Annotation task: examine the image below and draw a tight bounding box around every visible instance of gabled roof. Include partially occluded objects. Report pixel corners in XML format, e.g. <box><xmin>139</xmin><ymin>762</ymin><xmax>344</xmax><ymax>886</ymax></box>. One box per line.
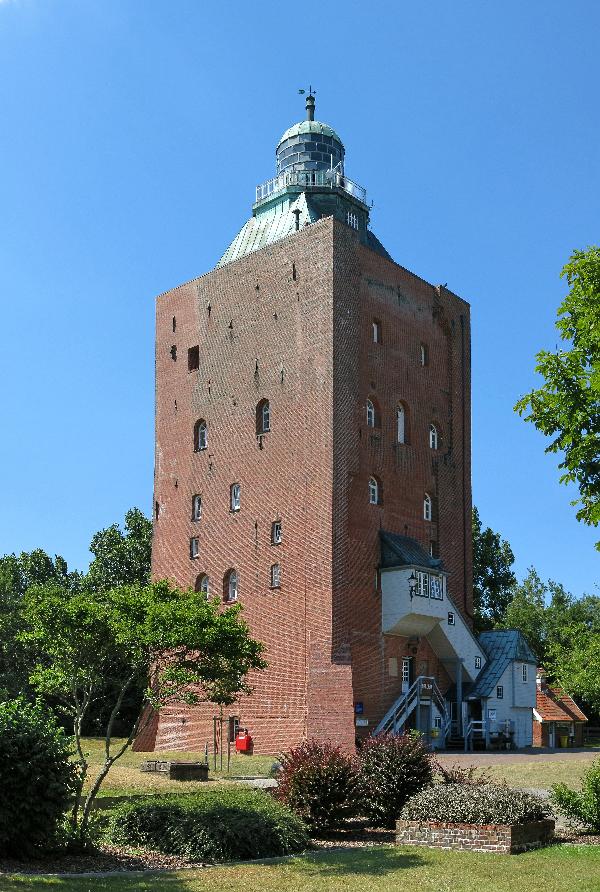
<box><xmin>379</xmin><ymin>531</ymin><xmax>444</xmax><ymax>571</ymax></box>
<box><xmin>469</xmin><ymin>630</ymin><xmax>538</xmax><ymax>699</ymax></box>
<box><xmin>536</xmin><ymin>686</ymin><xmax>588</xmax><ymax>723</ymax></box>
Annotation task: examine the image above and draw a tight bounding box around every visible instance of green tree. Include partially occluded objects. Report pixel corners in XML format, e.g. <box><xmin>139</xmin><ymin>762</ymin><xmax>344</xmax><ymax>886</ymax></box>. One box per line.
<box><xmin>472</xmin><ymin>507</ymin><xmax>517</xmax><ymax>632</ymax></box>
<box><xmin>548</xmin><ymin>624</ymin><xmax>600</xmax><ymax>716</ymax></box>
<box><xmin>20</xmin><ymin>580</ymin><xmax>266</xmax><ymax>842</ymax></box>
<box><xmin>86</xmin><ymin>507</ymin><xmax>152</xmax><ymax>590</ymax></box>
<box><xmin>501</xmin><ymin>567</ymin><xmax>547</xmax><ymax>659</ymax></box>
<box><xmin>515</xmin><ymin>246</ymin><xmax>600</xmax><ymax>548</ymax></box>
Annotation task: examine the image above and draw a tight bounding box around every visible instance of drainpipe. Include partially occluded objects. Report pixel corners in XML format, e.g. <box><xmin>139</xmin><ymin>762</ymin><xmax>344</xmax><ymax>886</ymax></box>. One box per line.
<box><xmin>484</xmin><ymin>698</ymin><xmax>490</xmax><ymax>750</ymax></box>
<box><xmin>456</xmin><ymin>659</ymin><xmax>463</xmax><ymax>737</ymax></box>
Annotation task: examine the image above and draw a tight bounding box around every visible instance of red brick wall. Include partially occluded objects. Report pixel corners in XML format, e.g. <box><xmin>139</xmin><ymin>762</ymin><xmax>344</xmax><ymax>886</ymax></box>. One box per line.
<box><xmin>140</xmin><ymin>215</ymin><xmax>471</xmax><ymax>754</ymax></box>
<box><xmin>396</xmin><ymin>819</ymin><xmax>555</xmax><ymax>854</ymax></box>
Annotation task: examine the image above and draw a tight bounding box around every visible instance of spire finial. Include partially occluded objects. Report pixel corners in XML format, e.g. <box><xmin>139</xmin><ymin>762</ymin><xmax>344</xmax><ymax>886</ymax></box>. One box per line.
<box><xmin>298</xmin><ymin>86</ymin><xmax>316</xmax><ymax>121</ymax></box>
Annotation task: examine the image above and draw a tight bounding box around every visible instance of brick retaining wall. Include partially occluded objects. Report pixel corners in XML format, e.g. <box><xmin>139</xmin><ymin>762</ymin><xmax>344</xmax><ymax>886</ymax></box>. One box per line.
<box><xmin>395</xmin><ymin>819</ymin><xmax>554</xmax><ymax>854</ymax></box>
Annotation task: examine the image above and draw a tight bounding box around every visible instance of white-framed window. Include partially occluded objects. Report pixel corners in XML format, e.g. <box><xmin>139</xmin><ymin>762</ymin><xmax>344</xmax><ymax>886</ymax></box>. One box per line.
<box><xmin>397</xmin><ymin>405</ymin><xmax>406</xmax><ymax>444</ymax></box>
<box><xmin>368</xmin><ymin>476</ymin><xmax>380</xmax><ymax>505</ymax></box>
<box><xmin>230</xmin><ymin>483</ymin><xmax>241</xmax><ymax>512</ymax></box>
<box><xmin>224</xmin><ymin>569</ymin><xmax>238</xmax><ymax>602</ymax></box>
<box><xmin>429</xmin><ymin>424</ymin><xmax>438</xmax><ymax>450</ymax></box>
<box><xmin>372</xmin><ymin>319</ymin><xmax>382</xmax><ymax>344</ymax></box>
<box><xmin>475</xmin><ymin>656</ymin><xmax>482</xmax><ymax>669</ymax></box>
<box><xmin>192</xmin><ymin>494</ymin><xmax>202</xmax><ymax>521</ymax></box>
<box><xmin>270</xmin><ymin>563</ymin><xmax>281</xmax><ymax>589</ymax></box>
<box><xmin>194</xmin><ymin>419</ymin><xmax>208</xmax><ymax>451</ymax></box>
<box><xmin>497</xmin><ymin>685</ymin><xmax>504</xmax><ymax>699</ymax></box>
<box><xmin>522</xmin><ymin>664</ymin><xmax>528</xmax><ymax>683</ymax></box>
<box><xmin>271</xmin><ymin>520</ymin><xmax>282</xmax><ymax>545</ymax></box>
<box><xmin>366</xmin><ymin>399</ymin><xmax>375</xmax><ymax>428</ymax></box>
<box><xmin>434</xmin><ymin>715</ymin><xmax>442</xmax><ymax>729</ymax></box>
<box><xmin>420</xmin><ymin>343</ymin><xmax>428</xmax><ymax>366</ymax></box>
<box><xmin>416</xmin><ymin>570</ymin><xmax>430</xmax><ymax>598</ymax></box>
<box><xmin>190</xmin><ymin>537</ymin><xmax>199</xmax><ymax>560</ymax></box>
<box><xmin>430</xmin><ymin>575</ymin><xmax>444</xmax><ymax>600</ymax></box>
<box><xmin>195</xmin><ymin>574</ymin><xmax>209</xmax><ymax>597</ymax></box>
<box><xmin>448</xmin><ymin>611</ymin><xmax>455</xmax><ymax>626</ymax></box>
<box><xmin>424</xmin><ymin>493</ymin><xmax>432</xmax><ymax>521</ymax></box>
<box><xmin>256</xmin><ymin>399</ymin><xmax>270</xmax><ymax>435</ymax></box>
<box><xmin>402</xmin><ymin>658</ymin><xmax>411</xmax><ymax>684</ymax></box>
<box><xmin>346</xmin><ymin>210</ymin><xmax>359</xmax><ymax>230</ymax></box>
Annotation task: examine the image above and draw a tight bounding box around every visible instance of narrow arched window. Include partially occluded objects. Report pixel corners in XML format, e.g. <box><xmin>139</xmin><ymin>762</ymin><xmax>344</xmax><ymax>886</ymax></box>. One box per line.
<box><xmin>195</xmin><ymin>574</ymin><xmax>209</xmax><ymax>598</ymax></box>
<box><xmin>369</xmin><ymin>476</ymin><xmax>382</xmax><ymax>505</ymax></box>
<box><xmin>420</xmin><ymin>343</ymin><xmax>428</xmax><ymax>366</ymax></box>
<box><xmin>224</xmin><ymin>569</ymin><xmax>238</xmax><ymax>602</ymax></box>
<box><xmin>429</xmin><ymin>424</ymin><xmax>438</xmax><ymax>450</ymax></box>
<box><xmin>397</xmin><ymin>405</ymin><xmax>406</xmax><ymax>444</ymax></box>
<box><xmin>372</xmin><ymin>319</ymin><xmax>382</xmax><ymax>344</ymax></box>
<box><xmin>256</xmin><ymin>399</ymin><xmax>270</xmax><ymax>435</ymax></box>
<box><xmin>424</xmin><ymin>493</ymin><xmax>432</xmax><ymax>521</ymax></box>
<box><xmin>194</xmin><ymin>419</ymin><xmax>207</xmax><ymax>451</ymax></box>
<box><xmin>366</xmin><ymin>399</ymin><xmax>375</xmax><ymax>428</ymax></box>
<box><xmin>192</xmin><ymin>494</ymin><xmax>202</xmax><ymax>521</ymax></box>
<box><xmin>230</xmin><ymin>483</ymin><xmax>241</xmax><ymax>512</ymax></box>
<box><xmin>270</xmin><ymin>563</ymin><xmax>281</xmax><ymax>589</ymax></box>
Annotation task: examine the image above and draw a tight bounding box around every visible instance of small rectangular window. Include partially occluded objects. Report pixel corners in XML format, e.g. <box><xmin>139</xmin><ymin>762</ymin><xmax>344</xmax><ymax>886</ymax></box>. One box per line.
<box><xmin>522</xmin><ymin>664</ymin><xmax>528</xmax><ymax>683</ymax></box>
<box><xmin>190</xmin><ymin>537</ymin><xmax>199</xmax><ymax>560</ymax></box>
<box><xmin>434</xmin><ymin>716</ymin><xmax>442</xmax><ymax>729</ymax></box>
<box><xmin>416</xmin><ymin>571</ymin><xmax>429</xmax><ymax>597</ymax></box>
<box><xmin>271</xmin><ymin>521</ymin><xmax>282</xmax><ymax>544</ymax></box>
<box><xmin>270</xmin><ymin>563</ymin><xmax>281</xmax><ymax>589</ymax></box>
<box><xmin>155</xmin><ymin>501</ymin><xmax>160</xmax><ymax>520</ymax></box>
<box><xmin>192</xmin><ymin>494</ymin><xmax>202</xmax><ymax>521</ymax></box>
<box><xmin>228</xmin><ymin>716</ymin><xmax>240</xmax><ymax>743</ymax></box>
<box><xmin>372</xmin><ymin>319</ymin><xmax>382</xmax><ymax>344</ymax></box>
<box><xmin>420</xmin><ymin>343</ymin><xmax>428</xmax><ymax>366</ymax></box>
<box><xmin>188</xmin><ymin>346</ymin><xmax>200</xmax><ymax>371</ymax></box>
<box><xmin>447</xmin><ymin>612</ymin><xmax>455</xmax><ymax>626</ymax></box>
<box><xmin>430</xmin><ymin>576</ymin><xmax>443</xmax><ymax>600</ymax></box>
<box><xmin>497</xmin><ymin>685</ymin><xmax>504</xmax><ymax>699</ymax></box>
<box><xmin>475</xmin><ymin>656</ymin><xmax>482</xmax><ymax>669</ymax></box>
<box><xmin>230</xmin><ymin>483</ymin><xmax>241</xmax><ymax>512</ymax></box>
<box><xmin>402</xmin><ymin>658</ymin><xmax>411</xmax><ymax>683</ymax></box>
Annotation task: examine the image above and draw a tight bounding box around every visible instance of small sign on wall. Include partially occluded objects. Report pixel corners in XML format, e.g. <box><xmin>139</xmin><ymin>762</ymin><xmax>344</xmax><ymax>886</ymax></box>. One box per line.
<box><xmin>356</xmin><ymin>718</ymin><xmax>369</xmax><ymax>727</ymax></box>
<box><xmin>354</xmin><ymin>702</ymin><xmax>364</xmax><ymax>714</ymax></box>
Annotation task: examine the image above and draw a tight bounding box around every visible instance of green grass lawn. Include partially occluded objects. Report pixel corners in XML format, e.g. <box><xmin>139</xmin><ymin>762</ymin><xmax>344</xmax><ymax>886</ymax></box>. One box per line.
<box><xmin>80</xmin><ymin>738</ymin><xmax>276</xmax><ymax>798</ymax></box>
<box><xmin>483</xmin><ymin>759</ymin><xmax>592</xmax><ymax>790</ymax></box>
<box><xmin>3</xmin><ymin>846</ymin><xmax>600</xmax><ymax>892</ymax></box>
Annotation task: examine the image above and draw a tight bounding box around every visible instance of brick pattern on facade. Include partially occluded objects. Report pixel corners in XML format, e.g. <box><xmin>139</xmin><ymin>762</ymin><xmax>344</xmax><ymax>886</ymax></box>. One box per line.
<box><xmin>395</xmin><ymin>819</ymin><xmax>555</xmax><ymax>854</ymax></box>
<box><xmin>137</xmin><ymin>215</ymin><xmax>472</xmax><ymax>754</ymax></box>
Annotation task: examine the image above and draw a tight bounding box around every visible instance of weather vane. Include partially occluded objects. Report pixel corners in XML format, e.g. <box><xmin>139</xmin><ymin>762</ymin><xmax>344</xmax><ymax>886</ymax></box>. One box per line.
<box><xmin>298</xmin><ymin>86</ymin><xmax>316</xmax><ymax>97</ymax></box>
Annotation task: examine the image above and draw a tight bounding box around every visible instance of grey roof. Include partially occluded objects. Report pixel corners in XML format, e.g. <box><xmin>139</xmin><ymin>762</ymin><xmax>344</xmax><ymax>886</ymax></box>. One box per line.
<box><xmin>277</xmin><ymin>119</ymin><xmax>343</xmax><ymax>146</ymax></box>
<box><xmin>380</xmin><ymin>531</ymin><xmax>444</xmax><ymax>571</ymax></box>
<box><xmin>469</xmin><ymin>630</ymin><xmax>538</xmax><ymax>699</ymax></box>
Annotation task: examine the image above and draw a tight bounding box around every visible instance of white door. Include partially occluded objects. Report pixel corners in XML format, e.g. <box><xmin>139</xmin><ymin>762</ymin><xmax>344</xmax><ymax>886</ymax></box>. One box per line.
<box><xmin>549</xmin><ymin>723</ymin><xmax>555</xmax><ymax>748</ymax></box>
<box><xmin>401</xmin><ymin>658</ymin><xmax>411</xmax><ymax>693</ymax></box>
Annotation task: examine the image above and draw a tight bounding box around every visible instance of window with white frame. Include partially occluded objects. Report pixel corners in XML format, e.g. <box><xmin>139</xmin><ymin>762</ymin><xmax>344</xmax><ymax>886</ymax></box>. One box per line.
<box><xmin>230</xmin><ymin>483</ymin><xmax>241</xmax><ymax>512</ymax></box>
<box><xmin>346</xmin><ymin>210</ymin><xmax>359</xmax><ymax>230</ymax></box>
<box><xmin>424</xmin><ymin>493</ymin><xmax>432</xmax><ymax>521</ymax></box>
<box><xmin>416</xmin><ymin>570</ymin><xmax>430</xmax><ymax>598</ymax></box>
<box><xmin>397</xmin><ymin>405</ymin><xmax>406</xmax><ymax>444</ymax></box>
<box><xmin>271</xmin><ymin>520</ymin><xmax>282</xmax><ymax>545</ymax></box>
<box><xmin>420</xmin><ymin>343</ymin><xmax>428</xmax><ymax>366</ymax></box>
<box><xmin>190</xmin><ymin>537</ymin><xmax>199</xmax><ymax>560</ymax></box>
<box><xmin>429</xmin><ymin>424</ymin><xmax>438</xmax><ymax>450</ymax></box>
<box><xmin>194</xmin><ymin>419</ymin><xmax>208</xmax><ymax>451</ymax></box>
<box><xmin>447</xmin><ymin>611</ymin><xmax>455</xmax><ymax>625</ymax></box>
<box><xmin>368</xmin><ymin>476</ymin><xmax>380</xmax><ymax>505</ymax></box>
<box><xmin>402</xmin><ymin>658</ymin><xmax>411</xmax><ymax>685</ymax></box>
<box><xmin>475</xmin><ymin>656</ymin><xmax>482</xmax><ymax>669</ymax></box>
<box><xmin>434</xmin><ymin>715</ymin><xmax>442</xmax><ymax>729</ymax></box>
<box><xmin>522</xmin><ymin>664</ymin><xmax>528</xmax><ymax>683</ymax></box>
<box><xmin>496</xmin><ymin>685</ymin><xmax>504</xmax><ymax>699</ymax></box>
<box><xmin>372</xmin><ymin>319</ymin><xmax>382</xmax><ymax>344</ymax></box>
<box><xmin>430</xmin><ymin>575</ymin><xmax>444</xmax><ymax>600</ymax></box>
<box><xmin>270</xmin><ymin>563</ymin><xmax>281</xmax><ymax>589</ymax></box>
<box><xmin>366</xmin><ymin>399</ymin><xmax>375</xmax><ymax>428</ymax></box>
<box><xmin>195</xmin><ymin>574</ymin><xmax>209</xmax><ymax>597</ymax></box>
<box><xmin>224</xmin><ymin>569</ymin><xmax>238</xmax><ymax>602</ymax></box>
<box><xmin>192</xmin><ymin>494</ymin><xmax>202</xmax><ymax>521</ymax></box>
<box><xmin>256</xmin><ymin>399</ymin><xmax>270</xmax><ymax>435</ymax></box>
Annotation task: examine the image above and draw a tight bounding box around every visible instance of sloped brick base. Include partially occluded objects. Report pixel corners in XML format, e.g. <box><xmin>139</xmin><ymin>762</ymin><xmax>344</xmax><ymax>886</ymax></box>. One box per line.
<box><xmin>395</xmin><ymin>819</ymin><xmax>555</xmax><ymax>854</ymax></box>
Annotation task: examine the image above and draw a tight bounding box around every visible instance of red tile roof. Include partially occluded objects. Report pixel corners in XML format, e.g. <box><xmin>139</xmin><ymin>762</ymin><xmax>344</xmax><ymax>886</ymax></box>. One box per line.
<box><xmin>536</xmin><ymin>685</ymin><xmax>588</xmax><ymax>723</ymax></box>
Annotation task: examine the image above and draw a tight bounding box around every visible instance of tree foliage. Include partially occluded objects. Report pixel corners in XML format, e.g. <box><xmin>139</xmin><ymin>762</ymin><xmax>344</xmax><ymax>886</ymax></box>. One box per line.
<box><xmin>515</xmin><ymin>246</ymin><xmax>600</xmax><ymax>548</ymax></box>
<box><xmin>472</xmin><ymin>507</ymin><xmax>516</xmax><ymax>632</ymax></box>
<box><xmin>20</xmin><ymin>580</ymin><xmax>266</xmax><ymax>841</ymax></box>
<box><xmin>86</xmin><ymin>507</ymin><xmax>152</xmax><ymax>590</ymax></box>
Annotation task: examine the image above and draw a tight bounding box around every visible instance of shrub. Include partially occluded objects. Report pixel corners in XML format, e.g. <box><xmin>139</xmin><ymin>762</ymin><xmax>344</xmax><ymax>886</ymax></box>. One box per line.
<box><xmin>274</xmin><ymin>740</ymin><xmax>359</xmax><ymax>830</ymax></box>
<box><xmin>107</xmin><ymin>788</ymin><xmax>308</xmax><ymax>862</ymax></box>
<box><xmin>358</xmin><ymin>733</ymin><xmax>434</xmax><ymax>828</ymax></box>
<box><xmin>0</xmin><ymin>698</ymin><xmax>78</xmax><ymax>856</ymax></box>
<box><xmin>434</xmin><ymin>761</ymin><xmax>492</xmax><ymax>786</ymax></box>
<box><xmin>401</xmin><ymin>784</ymin><xmax>551</xmax><ymax>825</ymax></box>
<box><xmin>551</xmin><ymin>758</ymin><xmax>600</xmax><ymax>832</ymax></box>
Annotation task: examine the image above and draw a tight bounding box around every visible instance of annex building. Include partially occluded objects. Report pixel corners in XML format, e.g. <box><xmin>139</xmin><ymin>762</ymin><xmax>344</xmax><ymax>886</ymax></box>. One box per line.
<box><xmin>137</xmin><ymin>94</ymin><xmax>536</xmax><ymax>755</ymax></box>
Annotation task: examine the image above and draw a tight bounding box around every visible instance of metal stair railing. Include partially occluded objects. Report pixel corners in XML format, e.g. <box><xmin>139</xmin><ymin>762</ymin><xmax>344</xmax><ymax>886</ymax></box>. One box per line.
<box><xmin>374</xmin><ymin>676</ymin><xmax>450</xmax><ymax>737</ymax></box>
<box><xmin>464</xmin><ymin>719</ymin><xmax>486</xmax><ymax>752</ymax></box>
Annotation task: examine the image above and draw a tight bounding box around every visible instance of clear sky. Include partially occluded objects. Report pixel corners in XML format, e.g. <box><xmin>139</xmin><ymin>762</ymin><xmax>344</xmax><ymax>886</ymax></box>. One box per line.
<box><xmin>0</xmin><ymin>0</ymin><xmax>598</xmax><ymax>595</ymax></box>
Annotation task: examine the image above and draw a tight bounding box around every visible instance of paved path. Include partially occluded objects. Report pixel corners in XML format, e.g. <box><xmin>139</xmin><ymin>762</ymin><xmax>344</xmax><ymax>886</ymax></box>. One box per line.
<box><xmin>436</xmin><ymin>747</ymin><xmax>599</xmax><ymax>766</ymax></box>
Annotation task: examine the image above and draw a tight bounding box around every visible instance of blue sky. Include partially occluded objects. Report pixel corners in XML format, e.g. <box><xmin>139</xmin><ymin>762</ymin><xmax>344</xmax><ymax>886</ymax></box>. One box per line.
<box><xmin>0</xmin><ymin>0</ymin><xmax>597</xmax><ymax>595</ymax></box>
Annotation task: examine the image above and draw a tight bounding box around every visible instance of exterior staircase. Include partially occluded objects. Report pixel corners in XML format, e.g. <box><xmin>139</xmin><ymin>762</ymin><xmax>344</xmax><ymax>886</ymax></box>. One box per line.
<box><xmin>373</xmin><ymin>675</ymin><xmax>450</xmax><ymax>742</ymax></box>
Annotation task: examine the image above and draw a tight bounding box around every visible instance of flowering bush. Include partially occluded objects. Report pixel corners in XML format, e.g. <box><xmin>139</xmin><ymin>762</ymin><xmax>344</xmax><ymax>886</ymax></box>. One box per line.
<box><xmin>358</xmin><ymin>733</ymin><xmax>434</xmax><ymax>828</ymax></box>
<box><xmin>274</xmin><ymin>741</ymin><xmax>358</xmax><ymax>830</ymax></box>
<box><xmin>401</xmin><ymin>784</ymin><xmax>551</xmax><ymax>825</ymax></box>
<box><xmin>551</xmin><ymin>758</ymin><xmax>600</xmax><ymax>832</ymax></box>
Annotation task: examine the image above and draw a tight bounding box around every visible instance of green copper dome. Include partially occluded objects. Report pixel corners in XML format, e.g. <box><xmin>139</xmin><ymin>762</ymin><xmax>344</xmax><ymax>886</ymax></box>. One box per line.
<box><xmin>277</xmin><ymin>119</ymin><xmax>343</xmax><ymax>147</ymax></box>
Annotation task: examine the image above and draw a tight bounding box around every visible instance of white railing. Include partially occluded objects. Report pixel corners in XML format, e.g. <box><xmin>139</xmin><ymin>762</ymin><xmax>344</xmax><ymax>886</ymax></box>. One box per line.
<box><xmin>465</xmin><ymin>719</ymin><xmax>486</xmax><ymax>752</ymax></box>
<box><xmin>374</xmin><ymin>676</ymin><xmax>449</xmax><ymax>738</ymax></box>
<box><xmin>255</xmin><ymin>168</ymin><xmax>367</xmax><ymax>205</ymax></box>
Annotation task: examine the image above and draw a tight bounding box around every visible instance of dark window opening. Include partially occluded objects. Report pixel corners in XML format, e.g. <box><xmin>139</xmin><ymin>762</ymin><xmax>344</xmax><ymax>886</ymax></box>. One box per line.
<box><xmin>170</xmin><ymin>345</ymin><xmax>177</xmax><ymax>360</ymax></box>
<box><xmin>447</xmin><ymin>612</ymin><xmax>455</xmax><ymax>625</ymax></box>
<box><xmin>155</xmin><ymin>501</ymin><xmax>160</xmax><ymax>520</ymax></box>
<box><xmin>188</xmin><ymin>346</ymin><xmax>200</xmax><ymax>371</ymax></box>
<box><xmin>292</xmin><ymin>263</ymin><xmax>297</xmax><ymax>281</ymax></box>
<box><xmin>256</xmin><ymin>399</ymin><xmax>271</xmax><ymax>435</ymax></box>
<box><xmin>497</xmin><ymin>685</ymin><xmax>504</xmax><ymax>699</ymax></box>
<box><xmin>172</xmin><ymin>316</ymin><xmax>176</xmax><ymax>332</ymax></box>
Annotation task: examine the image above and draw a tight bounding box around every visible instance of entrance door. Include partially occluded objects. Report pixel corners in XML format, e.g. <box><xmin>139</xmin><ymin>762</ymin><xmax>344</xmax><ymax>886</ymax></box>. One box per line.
<box><xmin>548</xmin><ymin>723</ymin><xmax>555</xmax><ymax>748</ymax></box>
<box><xmin>401</xmin><ymin>658</ymin><xmax>413</xmax><ymax>693</ymax></box>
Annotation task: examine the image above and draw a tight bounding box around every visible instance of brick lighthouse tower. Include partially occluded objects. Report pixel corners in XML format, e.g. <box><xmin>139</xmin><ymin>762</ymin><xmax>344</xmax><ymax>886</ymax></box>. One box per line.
<box><xmin>142</xmin><ymin>92</ymin><xmax>474</xmax><ymax>754</ymax></box>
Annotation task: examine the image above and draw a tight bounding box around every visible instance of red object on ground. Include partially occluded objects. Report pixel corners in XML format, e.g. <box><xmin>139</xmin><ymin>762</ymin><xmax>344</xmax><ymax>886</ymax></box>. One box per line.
<box><xmin>235</xmin><ymin>730</ymin><xmax>253</xmax><ymax>753</ymax></box>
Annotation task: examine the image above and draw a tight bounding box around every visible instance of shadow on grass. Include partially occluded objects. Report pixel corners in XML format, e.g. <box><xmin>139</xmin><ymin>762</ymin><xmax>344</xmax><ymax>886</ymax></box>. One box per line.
<box><xmin>297</xmin><ymin>846</ymin><xmax>425</xmax><ymax>877</ymax></box>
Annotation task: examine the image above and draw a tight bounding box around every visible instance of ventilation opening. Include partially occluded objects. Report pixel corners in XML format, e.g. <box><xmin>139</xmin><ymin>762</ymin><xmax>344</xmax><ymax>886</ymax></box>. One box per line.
<box><xmin>188</xmin><ymin>345</ymin><xmax>200</xmax><ymax>371</ymax></box>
